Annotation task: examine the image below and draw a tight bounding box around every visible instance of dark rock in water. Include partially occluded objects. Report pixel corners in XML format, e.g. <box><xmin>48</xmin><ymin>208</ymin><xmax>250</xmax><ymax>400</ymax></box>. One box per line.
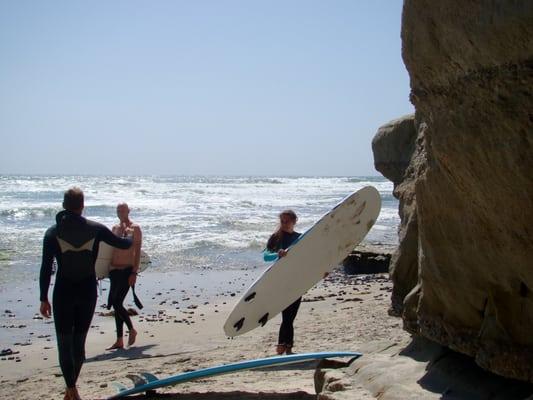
<box><xmin>372</xmin><ymin>0</ymin><xmax>533</xmax><ymax>383</ymax></box>
<box><xmin>0</xmin><ymin>349</ymin><xmax>13</xmax><ymax>356</ymax></box>
<box><xmin>342</xmin><ymin>250</ymin><xmax>391</xmax><ymax>274</ymax></box>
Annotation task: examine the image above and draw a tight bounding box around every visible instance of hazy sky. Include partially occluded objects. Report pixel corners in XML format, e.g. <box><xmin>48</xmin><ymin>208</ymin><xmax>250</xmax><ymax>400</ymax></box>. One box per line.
<box><xmin>1</xmin><ymin>1</ymin><xmax>413</xmax><ymax>176</ymax></box>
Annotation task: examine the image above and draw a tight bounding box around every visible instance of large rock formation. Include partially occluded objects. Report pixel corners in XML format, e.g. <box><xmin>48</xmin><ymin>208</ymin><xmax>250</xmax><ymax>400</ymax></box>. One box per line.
<box><xmin>316</xmin><ymin>2</ymin><xmax>533</xmax><ymax>397</ymax></box>
<box><xmin>373</xmin><ymin>0</ymin><xmax>533</xmax><ymax>383</ymax></box>
<box><xmin>399</xmin><ymin>0</ymin><xmax>533</xmax><ymax>382</ymax></box>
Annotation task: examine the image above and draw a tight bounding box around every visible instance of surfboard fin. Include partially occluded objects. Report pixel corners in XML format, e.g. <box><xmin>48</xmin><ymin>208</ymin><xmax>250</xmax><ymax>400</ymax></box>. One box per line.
<box><xmin>233</xmin><ymin>317</ymin><xmax>245</xmax><ymax>332</ymax></box>
<box><xmin>140</xmin><ymin>372</ymin><xmax>159</xmax><ymax>382</ymax></box>
<box><xmin>111</xmin><ymin>382</ymin><xmax>128</xmax><ymax>393</ymax></box>
<box><xmin>258</xmin><ymin>313</ymin><xmax>269</xmax><ymax>327</ymax></box>
<box><xmin>126</xmin><ymin>374</ymin><xmax>148</xmax><ymax>388</ymax></box>
<box><xmin>244</xmin><ymin>292</ymin><xmax>256</xmax><ymax>302</ymax></box>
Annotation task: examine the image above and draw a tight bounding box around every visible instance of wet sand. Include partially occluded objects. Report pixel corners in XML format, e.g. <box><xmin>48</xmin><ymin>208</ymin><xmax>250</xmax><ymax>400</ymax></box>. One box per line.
<box><xmin>0</xmin><ymin>267</ymin><xmax>406</xmax><ymax>399</ymax></box>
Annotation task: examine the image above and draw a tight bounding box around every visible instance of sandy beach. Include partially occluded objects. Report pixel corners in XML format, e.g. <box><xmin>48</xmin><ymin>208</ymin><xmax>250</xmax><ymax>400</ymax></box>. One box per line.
<box><xmin>0</xmin><ymin>266</ymin><xmax>406</xmax><ymax>400</ymax></box>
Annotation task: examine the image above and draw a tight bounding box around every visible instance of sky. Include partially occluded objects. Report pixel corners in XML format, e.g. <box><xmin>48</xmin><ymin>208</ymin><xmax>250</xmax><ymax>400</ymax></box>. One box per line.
<box><xmin>0</xmin><ymin>0</ymin><xmax>413</xmax><ymax>176</ymax></box>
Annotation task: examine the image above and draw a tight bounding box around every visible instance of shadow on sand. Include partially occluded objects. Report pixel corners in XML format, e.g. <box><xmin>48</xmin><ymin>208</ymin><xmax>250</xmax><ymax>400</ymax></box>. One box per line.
<box><xmin>399</xmin><ymin>337</ymin><xmax>533</xmax><ymax>400</ymax></box>
<box><xmin>85</xmin><ymin>344</ymin><xmax>168</xmax><ymax>363</ymax></box>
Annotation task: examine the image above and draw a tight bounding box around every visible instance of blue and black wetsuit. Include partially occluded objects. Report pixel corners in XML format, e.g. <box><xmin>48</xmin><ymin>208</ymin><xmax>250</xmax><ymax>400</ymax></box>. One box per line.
<box><xmin>265</xmin><ymin>230</ymin><xmax>302</xmax><ymax>348</ymax></box>
<box><xmin>40</xmin><ymin>210</ymin><xmax>132</xmax><ymax>389</ymax></box>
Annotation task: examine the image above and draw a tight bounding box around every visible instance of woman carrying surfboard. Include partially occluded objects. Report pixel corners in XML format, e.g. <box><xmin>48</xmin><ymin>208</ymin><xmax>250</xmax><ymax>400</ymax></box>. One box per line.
<box><xmin>264</xmin><ymin>210</ymin><xmax>302</xmax><ymax>355</ymax></box>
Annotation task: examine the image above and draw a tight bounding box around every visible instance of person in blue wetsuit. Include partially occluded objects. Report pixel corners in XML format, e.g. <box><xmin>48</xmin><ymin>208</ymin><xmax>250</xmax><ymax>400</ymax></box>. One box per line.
<box><xmin>39</xmin><ymin>187</ymin><xmax>132</xmax><ymax>400</ymax></box>
<box><xmin>263</xmin><ymin>209</ymin><xmax>302</xmax><ymax>355</ymax></box>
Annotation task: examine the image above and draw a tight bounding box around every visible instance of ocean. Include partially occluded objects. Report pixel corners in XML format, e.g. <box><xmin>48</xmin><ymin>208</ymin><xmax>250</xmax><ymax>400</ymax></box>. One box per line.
<box><xmin>0</xmin><ymin>175</ymin><xmax>398</xmax><ymax>289</ymax></box>
<box><xmin>0</xmin><ymin>175</ymin><xmax>398</xmax><ymax>344</ymax></box>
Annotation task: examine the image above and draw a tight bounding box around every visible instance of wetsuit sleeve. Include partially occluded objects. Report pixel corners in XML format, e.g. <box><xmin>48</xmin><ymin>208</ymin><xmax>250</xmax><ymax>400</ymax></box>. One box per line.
<box><xmin>98</xmin><ymin>225</ymin><xmax>132</xmax><ymax>249</ymax></box>
<box><xmin>263</xmin><ymin>232</ymin><xmax>302</xmax><ymax>262</ymax></box>
<box><xmin>264</xmin><ymin>233</ymin><xmax>279</xmax><ymax>262</ymax></box>
<box><xmin>263</xmin><ymin>249</ymin><xmax>279</xmax><ymax>262</ymax></box>
<box><xmin>39</xmin><ymin>229</ymin><xmax>56</xmax><ymax>302</ymax></box>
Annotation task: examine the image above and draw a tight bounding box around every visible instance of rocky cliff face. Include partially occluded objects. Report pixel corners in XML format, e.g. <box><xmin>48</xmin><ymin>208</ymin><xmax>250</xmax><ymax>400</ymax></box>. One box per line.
<box><xmin>372</xmin><ymin>114</ymin><xmax>421</xmax><ymax>320</ymax></box>
<box><xmin>315</xmin><ymin>3</ymin><xmax>533</xmax><ymax>397</ymax></box>
<box><xmin>379</xmin><ymin>0</ymin><xmax>533</xmax><ymax>382</ymax></box>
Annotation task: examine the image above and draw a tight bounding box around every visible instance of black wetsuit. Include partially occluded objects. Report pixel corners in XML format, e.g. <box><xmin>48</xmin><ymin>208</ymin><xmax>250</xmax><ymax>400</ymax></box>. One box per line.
<box><xmin>267</xmin><ymin>230</ymin><xmax>302</xmax><ymax>348</ymax></box>
<box><xmin>39</xmin><ymin>210</ymin><xmax>132</xmax><ymax>388</ymax></box>
<box><xmin>107</xmin><ymin>267</ymin><xmax>135</xmax><ymax>338</ymax></box>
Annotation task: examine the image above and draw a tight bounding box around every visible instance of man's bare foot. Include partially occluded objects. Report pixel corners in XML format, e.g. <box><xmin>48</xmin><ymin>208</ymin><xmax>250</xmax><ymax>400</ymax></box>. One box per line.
<box><xmin>106</xmin><ymin>340</ymin><xmax>124</xmax><ymax>350</ymax></box>
<box><xmin>127</xmin><ymin>329</ymin><xmax>137</xmax><ymax>347</ymax></box>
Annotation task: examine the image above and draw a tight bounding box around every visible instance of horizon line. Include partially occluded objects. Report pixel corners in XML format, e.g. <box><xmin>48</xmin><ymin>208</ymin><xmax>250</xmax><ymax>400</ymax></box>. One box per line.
<box><xmin>0</xmin><ymin>172</ymin><xmax>383</xmax><ymax>178</ymax></box>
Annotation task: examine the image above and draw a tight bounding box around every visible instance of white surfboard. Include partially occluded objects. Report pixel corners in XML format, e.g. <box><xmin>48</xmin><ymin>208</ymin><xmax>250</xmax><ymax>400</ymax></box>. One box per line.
<box><xmin>223</xmin><ymin>186</ymin><xmax>381</xmax><ymax>337</ymax></box>
<box><xmin>95</xmin><ymin>242</ymin><xmax>151</xmax><ymax>279</ymax></box>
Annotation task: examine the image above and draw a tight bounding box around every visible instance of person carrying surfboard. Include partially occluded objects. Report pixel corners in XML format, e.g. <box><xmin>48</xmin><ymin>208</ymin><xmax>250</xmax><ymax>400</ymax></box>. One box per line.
<box><xmin>263</xmin><ymin>209</ymin><xmax>302</xmax><ymax>355</ymax></box>
<box><xmin>39</xmin><ymin>187</ymin><xmax>133</xmax><ymax>400</ymax></box>
<box><xmin>106</xmin><ymin>202</ymin><xmax>142</xmax><ymax>350</ymax></box>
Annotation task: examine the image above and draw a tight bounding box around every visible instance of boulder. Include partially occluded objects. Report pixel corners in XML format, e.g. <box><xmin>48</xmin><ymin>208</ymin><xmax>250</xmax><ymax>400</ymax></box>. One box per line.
<box><xmin>372</xmin><ymin>115</ymin><xmax>422</xmax><ymax>318</ymax></box>
<box><xmin>315</xmin><ymin>337</ymin><xmax>533</xmax><ymax>400</ymax></box>
<box><xmin>371</xmin><ymin>114</ymin><xmax>416</xmax><ymax>187</ymax></box>
<box><xmin>342</xmin><ymin>250</ymin><xmax>391</xmax><ymax>275</ymax></box>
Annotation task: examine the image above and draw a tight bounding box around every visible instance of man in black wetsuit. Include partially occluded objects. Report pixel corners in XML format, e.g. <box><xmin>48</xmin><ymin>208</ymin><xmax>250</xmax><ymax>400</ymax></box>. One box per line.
<box><xmin>39</xmin><ymin>187</ymin><xmax>132</xmax><ymax>400</ymax></box>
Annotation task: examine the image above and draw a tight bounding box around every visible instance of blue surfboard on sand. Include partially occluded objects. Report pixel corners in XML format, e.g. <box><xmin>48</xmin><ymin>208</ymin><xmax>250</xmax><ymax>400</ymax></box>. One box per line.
<box><xmin>107</xmin><ymin>351</ymin><xmax>361</xmax><ymax>398</ymax></box>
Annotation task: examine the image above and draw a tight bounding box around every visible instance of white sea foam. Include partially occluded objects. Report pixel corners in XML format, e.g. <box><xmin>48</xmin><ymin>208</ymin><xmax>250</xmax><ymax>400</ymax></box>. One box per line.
<box><xmin>0</xmin><ymin>175</ymin><xmax>399</xmax><ymax>284</ymax></box>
